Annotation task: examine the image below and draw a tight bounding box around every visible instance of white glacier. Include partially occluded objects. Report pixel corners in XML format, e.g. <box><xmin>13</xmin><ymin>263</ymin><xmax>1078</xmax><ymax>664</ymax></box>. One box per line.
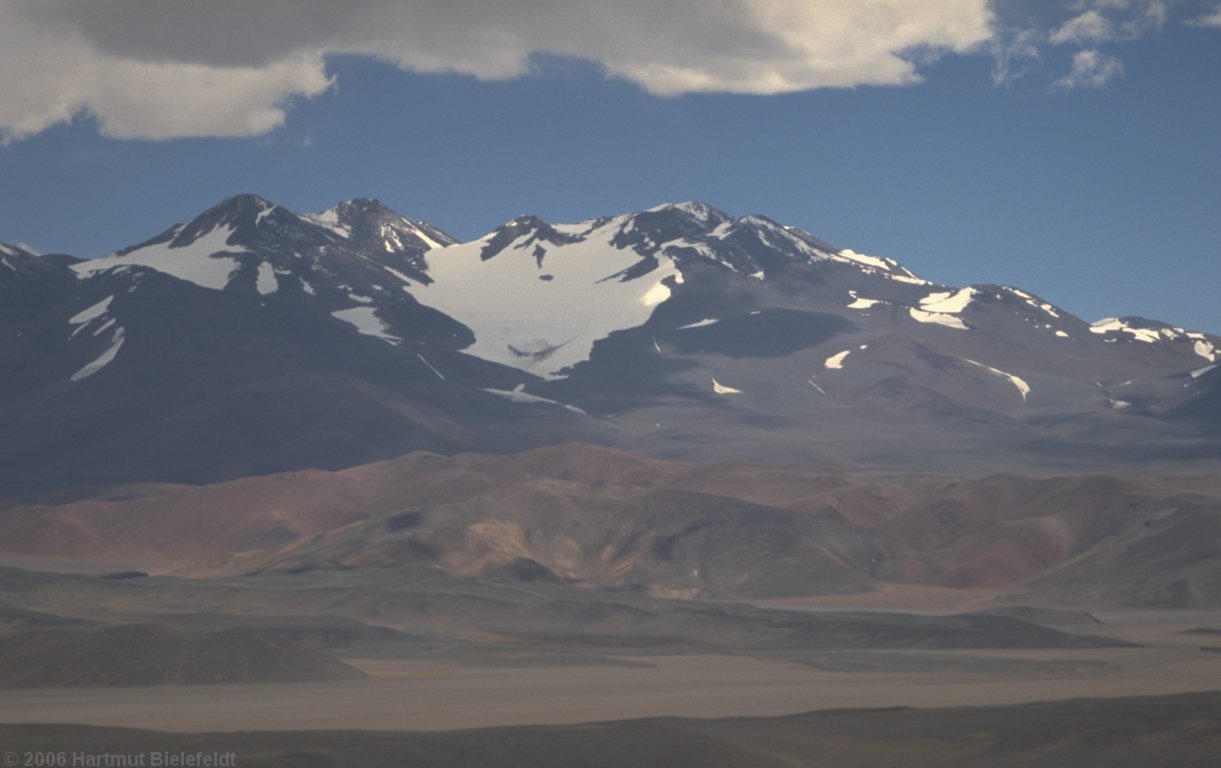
<box><xmin>414</xmin><ymin>219</ymin><xmax>684</xmax><ymax>378</ymax></box>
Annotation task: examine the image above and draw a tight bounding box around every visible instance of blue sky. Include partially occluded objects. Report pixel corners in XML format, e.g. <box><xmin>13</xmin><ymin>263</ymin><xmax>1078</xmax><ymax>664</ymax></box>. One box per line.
<box><xmin>1</xmin><ymin>0</ymin><xmax>1218</xmax><ymax>332</ymax></box>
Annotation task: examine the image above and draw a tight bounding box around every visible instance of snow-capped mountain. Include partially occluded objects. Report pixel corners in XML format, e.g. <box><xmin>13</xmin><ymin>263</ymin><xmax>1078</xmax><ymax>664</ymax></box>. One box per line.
<box><xmin>1</xmin><ymin>195</ymin><xmax>1217</xmax><ymax>496</ymax></box>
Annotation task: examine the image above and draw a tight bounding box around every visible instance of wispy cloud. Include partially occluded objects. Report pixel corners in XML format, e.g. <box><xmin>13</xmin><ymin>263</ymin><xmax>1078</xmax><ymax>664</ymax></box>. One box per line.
<box><xmin>1051</xmin><ymin>49</ymin><xmax>1125</xmax><ymax>90</ymax></box>
<box><xmin>989</xmin><ymin>29</ymin><xmax>1042</xmax><ymax>87</ymax></box>
<box><xmin>1189</xmin><ymin>4</ymin><xmax>1221</xmax><ymax>27</ymax></box>
<box><xmin>990</xmin><ymin>0</ymin><xmax>1176</xmax><ymax>90</ymax></box>
<box><xmin>1050</xmin><ymin>10</ymin><xmax>1119</xmax><ymax>45</ymax></box>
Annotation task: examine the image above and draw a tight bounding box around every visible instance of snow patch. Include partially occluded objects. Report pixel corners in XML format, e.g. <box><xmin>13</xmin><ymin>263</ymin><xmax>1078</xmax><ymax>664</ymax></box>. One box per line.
<box><xmin>255</xmin><ymin>204</ymin><xmax>277</xmax><ymax>227</ymax></box>
<box><xmin>68</xmin><ymin>296</ymin><xmax>113</xmax><ymax>336</ymax></box>
<box><xmin>1004</xmin><ymin>287</ymin><xmax>1061</xmax><ymax>318</ymax></box>
<box><xmin>306</xmin><ymin>209</ymin><xmax>351</xmax><ymax>239</ymax></box>
<box><xmin>71</xmin><ymin>327</ymin><xmax>125</xmax><ymax>382</ymax></box>
<box><xmin>824</xmin><ymin>350</ymin><xmax>851</xmax><ymax>370</ymax></box>
<box><xmin>417</xmin><ymin>353</ymin><xmax>445</xmax><ymax>380</ymax></box>
<box><xmin>712</xmin><ymin>378</ymin><xmax>742</xmax><ymax>395</ymax></box>
<box><xmin>640</xmin><ymin>282</ymin><xmax>672</xmax><ymax>307</ymax></box>
<box><xmin>1089</xmin><ymin>323</ymin><xmax>1215</xmax><ymax>358</ymax></box>
<box><xmin>964</xmin><ymin>359</ymin><xmax>1030</xmax><ymax>402</ymax></box>
<box><xmin>909</xmin><ymin>308</ymin><xmax>968</xmax><ymax>331</ymax></box>
<box><xmin>256</xmin><ymin>261</ymin><xmax>278</xmax><ymax>295</ymax></box>
<box><xmin>331</xmin><ymin>307</ymin><xmax>400</xmax><ymax>345</ymax></box>
<box><xmin>382</xmin><ymin>266</ymin><xmax>415</xmax><ymax>287</ymax></box>
<box><xmin>836</xmin><ymin>249</ymin><xmax>889</xmax><ymax>270</ymax></box>
<box><xmin>482</xmin><ymin>384</ymin><xmax>587</xmax><ymax>415</ymax></box>
<box><xmin>649</xmin><ymin>201</ymin><xmax>720</xmax><ymax>226</ymax></box>
<box><xmin>1191</xmin><ymin>363</ymin><xmax>1218</xmax><ymax>379</ymax></box>
<box><xmin>406</xmin><ymin>222</ymin><xmax>446</xmax><ymax>251</ymax></box>
<box><xmin>1055</xmin><ymin>330</ymin><xmax>1070</xmax><ymax>338</ymax></box>
<box><xmin>1089</xmin><ymin>318</ymin><xmax>1159</xmax><ymax>344</ymax></box>
<box><xmin>383</xmin><ymin>227</ymin><xmax>404</xmax><ymax>253</ymax></box>
<box><xmin>847</xmin><ymin>296</ymin><xmax>881</xmax><ymax>309</ymax></box>
<box><xmin>677</xmin><ymin>318</ymin><xmax>719</xmax><ymax>330</ymax></box>
<box><xmin>919</xmin><ymin>287</ymin><xmax>978</xmax><ymax>314</ymax></box>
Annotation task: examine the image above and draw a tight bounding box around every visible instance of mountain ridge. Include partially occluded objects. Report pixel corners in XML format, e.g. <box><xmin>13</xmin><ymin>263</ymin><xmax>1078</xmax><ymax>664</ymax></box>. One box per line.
<box><xmin>1</xmin><ymin>194</ymin><xmax>1217</xmax><ymax>497</ymax></box>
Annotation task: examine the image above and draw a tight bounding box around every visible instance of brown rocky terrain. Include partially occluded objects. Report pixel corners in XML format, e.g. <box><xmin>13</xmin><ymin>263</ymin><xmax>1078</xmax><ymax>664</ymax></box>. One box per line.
<box><xmin>2</xmin><ymin>444</ymin><xmax>1217</xmax><ymax>608</ymax></box>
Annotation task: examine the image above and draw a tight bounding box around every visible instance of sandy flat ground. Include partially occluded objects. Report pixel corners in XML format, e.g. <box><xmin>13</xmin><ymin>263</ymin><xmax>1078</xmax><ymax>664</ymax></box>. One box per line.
<box><xmin>1</xmin><ymin>636</ymin><xmax>1219</xmax><ymax>732</ymax></box>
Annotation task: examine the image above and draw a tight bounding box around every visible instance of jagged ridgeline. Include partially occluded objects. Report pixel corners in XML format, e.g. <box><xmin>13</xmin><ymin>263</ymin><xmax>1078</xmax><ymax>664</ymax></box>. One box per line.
<box><xmin>1</xmin><ymin>196</ymin><xmax>1217</xmax><ymax>494</ymax></box>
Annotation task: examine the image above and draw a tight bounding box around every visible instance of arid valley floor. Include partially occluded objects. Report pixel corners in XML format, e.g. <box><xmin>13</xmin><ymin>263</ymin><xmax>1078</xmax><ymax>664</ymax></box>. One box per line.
<box><xmin>1</xmin><ymin>448</ymin><xmax>1220</xmax><ymax>766</ymax></box>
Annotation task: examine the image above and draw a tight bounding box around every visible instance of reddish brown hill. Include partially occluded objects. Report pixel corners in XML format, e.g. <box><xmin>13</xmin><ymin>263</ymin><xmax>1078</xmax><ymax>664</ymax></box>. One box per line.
<box><xmin>0</xmin><ymin>444</ymin><xmax>913</xmax><ymax>570</ymax></box>
<box><xmin>2</xmin><ymin>445</ymin><xmax>1218</xmax><ymax>606</ymax></box>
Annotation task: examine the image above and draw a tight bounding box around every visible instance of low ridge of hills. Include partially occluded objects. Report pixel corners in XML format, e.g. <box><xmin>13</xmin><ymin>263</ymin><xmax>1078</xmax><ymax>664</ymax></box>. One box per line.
<box><xmin>0</xmin><ymin>622</ymin><xmax>363</xmax><ymax>688</ymax></box>
<box><xmin>4</xmin><ymin>444</ymin><xmax>1217</xmax><ymax>608</ymax></box>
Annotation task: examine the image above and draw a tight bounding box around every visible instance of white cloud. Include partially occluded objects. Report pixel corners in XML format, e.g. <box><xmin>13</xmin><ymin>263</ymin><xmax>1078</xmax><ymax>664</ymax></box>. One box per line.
<box><xmin>0</xmin><ymin>6</ymin><xmax>332</xmax><ymax>142</ymax></box>
<box><xmin>0</xmin><ymin>0</ymin><xmax>1198</xmax><ymax>142</ymax></box>
<box><xmin>0</xmin><ymin>0</ymin><xmax>994</xmax><ymax>142</ymax></box>
<box><xmin>1051</xmin><ymin>49</ymin><xmax>1125</xmax><ymax>90</ymax></box>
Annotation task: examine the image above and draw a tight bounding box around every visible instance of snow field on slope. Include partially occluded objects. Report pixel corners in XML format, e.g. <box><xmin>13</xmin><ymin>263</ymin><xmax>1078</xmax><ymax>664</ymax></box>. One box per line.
<box><xmin>74</xmin><ymin>226</ymin><xmax>246</xmax><ymax>291</ymax></box>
